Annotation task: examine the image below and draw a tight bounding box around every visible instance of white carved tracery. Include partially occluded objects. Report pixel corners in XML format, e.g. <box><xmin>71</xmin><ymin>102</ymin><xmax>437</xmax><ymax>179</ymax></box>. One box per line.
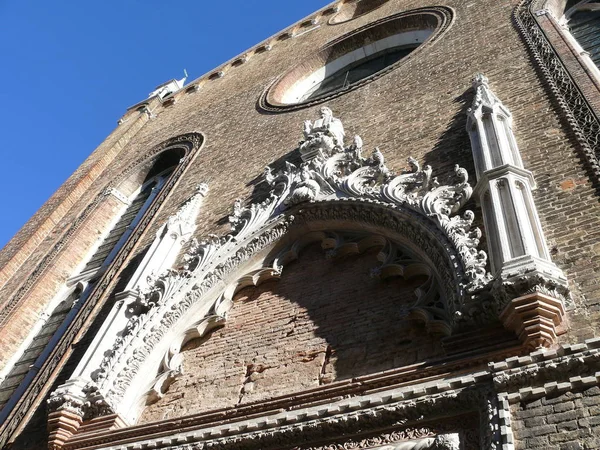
<box><xmin>362</xmin><ymin>433</ymin><xmax>460</xmax><ymax>450</ymax></box>
<box><xmin>47</xmin><ymin>184</ymin><xmax>209</xmax><ymax>421</ymax></box>
<box><xmin>48</xmin><ymin>108</ymin><xmax>490</xmax><ymax>425</ymax></box>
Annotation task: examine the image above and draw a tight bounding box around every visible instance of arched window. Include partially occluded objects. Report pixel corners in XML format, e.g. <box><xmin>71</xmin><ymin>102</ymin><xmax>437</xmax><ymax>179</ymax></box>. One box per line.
<box><xmin>0</xmin><ymin>150</ymin><xmax>182</xmax><ymax>419</ymax></box>
<box><xmin>563</xmin><ymin>1</ymin><xmax>600</xmax><ymax>69</ymax></box>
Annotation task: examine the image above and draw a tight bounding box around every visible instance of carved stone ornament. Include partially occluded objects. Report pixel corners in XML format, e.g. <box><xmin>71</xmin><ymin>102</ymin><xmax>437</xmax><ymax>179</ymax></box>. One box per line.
<box><xmin>338</xmin><ymin>433</ymin><xmax>461</xmax><ymax>450</ymax></box>
<box><xmin>466</xmin><ymin>73</ymin><xmax>570</xmax><ymax>347</ymax></box>
<box><xmin>66</xmin><ymin>382</ymin><xmax>494</xmax><ymax>450</ymax></box>
<box><xmin>50</xmin><ymin>108</ymin><xmax>493</xmax><ymax>425</ymax></box>
<box><xmin>294</xmin><ymin>431</ymin><xmax>463</xmax><ymax>450</ymax></box>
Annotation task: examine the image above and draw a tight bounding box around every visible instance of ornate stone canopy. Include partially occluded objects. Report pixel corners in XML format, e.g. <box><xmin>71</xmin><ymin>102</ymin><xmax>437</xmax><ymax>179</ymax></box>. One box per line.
<box><xmin>48</xmin><ymin>108</ymin><xmax>493</xmax><ymax>430</ymax></box>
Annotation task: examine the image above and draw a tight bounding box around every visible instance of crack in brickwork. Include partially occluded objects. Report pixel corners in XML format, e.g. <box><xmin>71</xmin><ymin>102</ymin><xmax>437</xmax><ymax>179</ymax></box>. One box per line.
<box><xmin>319</xmin><ymin>345</ymin><xmax>333</xmax><ymax>386</ymax></box>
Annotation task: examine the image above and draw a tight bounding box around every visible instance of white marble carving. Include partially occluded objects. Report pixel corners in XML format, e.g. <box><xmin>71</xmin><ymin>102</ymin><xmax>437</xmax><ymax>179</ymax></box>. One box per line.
<box><xmin>370</xmin><ymin>433</ymin><xmax>460</xmax><ymax>450</ymax></box>
<box><xmin>48</xmin><ymin>184</ymin><xmax>209</xmax><ymax>419</ymax></box>
<box><xmin>466</xmin><ymin>74</ymin><xmax>568</xmax><ymax>303</ymax></box>
<box><xmin>48</xmin><ymin>109</ymin><xmax>491</xmax><ymax>424</ymax></box>
<box><xmin>300</xmin><ymin>106</ymin><xmax>345</xmax><ymax>161</ymax></box>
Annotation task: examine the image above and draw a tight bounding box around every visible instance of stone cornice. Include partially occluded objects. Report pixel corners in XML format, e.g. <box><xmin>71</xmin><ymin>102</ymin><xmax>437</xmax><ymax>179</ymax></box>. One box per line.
<box><xmin>65</xmin><ymin>381</ymin><xmax>489</xmax><ymax>450</ymax></box>
<box><xmin>63</xmin><ymin>337</ymin><xmax>600</xmax><ymax>450</ymax></box>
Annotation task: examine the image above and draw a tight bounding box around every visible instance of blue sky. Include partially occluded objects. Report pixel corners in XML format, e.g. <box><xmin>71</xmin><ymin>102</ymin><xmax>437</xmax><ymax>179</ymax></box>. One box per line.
<box><xmin>0</xmin><ymin>0</ymin><xmax>328</xmax><ymax>249</ymax></box>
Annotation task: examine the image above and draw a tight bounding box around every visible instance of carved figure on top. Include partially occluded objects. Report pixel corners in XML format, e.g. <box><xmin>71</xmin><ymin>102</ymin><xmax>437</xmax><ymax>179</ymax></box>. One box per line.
<box><xmin>300</xmin><ymin>106</ymin><xmax>345</xmax><ymax>162</ymax></box>
<box><xmin>51</xmin><ymin>106</ymin><xmax>496</xmax><ymax>427</ymax></box>
<box><xmin>369</xmin><ymin>147</ymin><xmax>391</xmax><ymax>180</ymax></box>
<box><xmin>287</xmin><ymin>166</ymin><xmax>321</xmax><ymax>205</ymax></box>
<box><xmin>349</xmin><ymin>135</ymin><xmax>364</xmax><ymax>161</ymax></box>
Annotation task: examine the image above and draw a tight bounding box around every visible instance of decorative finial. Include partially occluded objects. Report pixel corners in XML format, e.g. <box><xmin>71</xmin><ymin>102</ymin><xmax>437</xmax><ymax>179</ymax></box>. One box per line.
<box><xmin>196</xmin><ymin>183</ymin><xmax>209</xmax><ymax>197</ymax></box>
<box><xmin>472</xmin><ymin>73</ymin><xmax>489</xmax><ymax>89</ymax></box>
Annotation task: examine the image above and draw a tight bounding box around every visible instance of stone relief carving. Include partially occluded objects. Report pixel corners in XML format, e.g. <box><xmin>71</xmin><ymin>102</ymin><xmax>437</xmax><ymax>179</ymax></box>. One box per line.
<box><xmin>301</xmin><ymin>106</ymin><xmax>346</xmax><ymax>161</ymax></box>
<box><xmin>292</xmin><ymin>429</ymin><xmax>465</xmax><ymax>450</ymax></box>
<box><xmin>49</xmin><ymin>109</ymin><xmax>492</xmax><ymax>425</ymax></box>
<box><xmin>46</xmin><ymin>377</ymin><xmax>112</xmax><ymax>420</ymax></box>
<box><xmin>342</xmin><ymin>433</ymin><xmax>460</xmax><ymax>450</ymax></box>
<box><xmin>232</xmin><ymin>109</ymin><xmax>488</xmax><ymax>291</ymax></box>
<box><xmin>0</xmin><ymin>135</ymin><xmax>207</xmax><ymax>450</ymax></box>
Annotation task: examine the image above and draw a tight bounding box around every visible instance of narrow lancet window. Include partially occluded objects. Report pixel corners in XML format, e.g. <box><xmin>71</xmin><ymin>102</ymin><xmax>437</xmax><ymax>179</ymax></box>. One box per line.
<box><xmin>564</xmin><ymin>1</ymin><xmax>600</xmax><ymax>69</ymax></box>
<box><xmin>0</xmin><ymin>150</ymin><xmax>182</xmax><ymax>421</ymax></box>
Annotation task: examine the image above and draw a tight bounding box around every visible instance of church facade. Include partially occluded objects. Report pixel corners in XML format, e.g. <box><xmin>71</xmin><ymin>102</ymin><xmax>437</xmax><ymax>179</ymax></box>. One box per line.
<box><xmin>1</xmin><ymin>0</ymin><xmax>600</xmax><ymax>448</ymax></box>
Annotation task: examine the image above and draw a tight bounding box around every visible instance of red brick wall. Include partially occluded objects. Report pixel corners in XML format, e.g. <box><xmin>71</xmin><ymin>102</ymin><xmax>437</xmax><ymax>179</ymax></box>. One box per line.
<box><xmin>0</xmin><ymin>195</ymin><xmax>125</xmax><ymax>370</ymax></box>
<box><xmin>6</xmin><ymin>0</ymin><xmax>600</xmax><ymax>444</ymax></box>
<box><xmin>139</xmin><ymin>244</ymin><xmax>439</xmax><ymax>423</ymax></box>
<box><xmin>512</xmin><ymin>387</ymin><xmax>600</xmax><ymax>449</ymax></box>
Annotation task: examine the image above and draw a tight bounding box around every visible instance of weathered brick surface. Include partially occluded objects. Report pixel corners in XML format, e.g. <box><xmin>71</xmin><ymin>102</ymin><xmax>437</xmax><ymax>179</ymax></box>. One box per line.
<box><xmin>0</xmin><ymin>195</ymin><xmax>126</xmax><ymax>369</ymax></box>
<box><xmin>4</xmin><ymin>0</ymin><xmax>600</xmax><ymax>446</ymax></box>
<box><xmin>140</xmin><ymin>244</ymin><xmax>437</xmax><ymax>423</ymax></box>
<box><xmin>512</xmin><ymin>387</ymin><xmax>600</xmax><ymax>449</ymax></box>
<box><xmin>0</xmin><ymin>110</ymin><xmax>151</xmax><ymax>294</ymax></box>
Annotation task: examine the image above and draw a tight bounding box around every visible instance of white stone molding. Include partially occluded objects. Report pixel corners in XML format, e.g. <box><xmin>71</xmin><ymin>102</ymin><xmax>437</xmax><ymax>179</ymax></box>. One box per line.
<box><xmin>66</xmin><ymin>375</ymin><xmax>492</xmax><ymax>450</ymax></box>
<box><xmin>466</xmin><ymin>74</ymin><xmax>569</xmax><ymax>347</ymax></box>
<box><xmin>124</xmin><ymin>183</ymin><xmax>209</xmax><ymax>295</ymax></box>
<box><xmin>467</xmin><ymin>74</ymin><xmax>565</xmax><ymax>282</ymax></box>
<box><xmin>490</xmin><ymin>336</ymin><xmax>600</xmax><ymax>404</ymax></box>
<box><xmin>47</xmin><ymin>184</ymin><xmax>209</xmax><ymax>421</ymax></box>
<box><xmin>357</xmin><ymin>433</ymin><xmax>461</xmax><ymax>450</ymax></box>
<box><xmin>146</xmin><ymin>313</ymin><xmax>226</xmax><ymax>405</ymax></box>
<box><xmin>103</xmin><ymin>187</ymin><xmax>132</xmax><ymax>206</ymax></box>
<box><xmin>494</xmin><ymin>393</ymin><xmax>516</xmax><ymax>450</ymax></box>
<box><xmin>48</xmin><ymin>108</ymin><xmax>490</xmax><ymax>425</ymax></box>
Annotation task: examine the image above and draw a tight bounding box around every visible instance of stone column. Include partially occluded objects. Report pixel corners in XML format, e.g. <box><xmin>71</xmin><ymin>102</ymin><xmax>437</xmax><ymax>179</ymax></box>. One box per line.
<box><xmin>467</xmin><ymin>74</ymin><xmax>569</xmax><ymax>348</ymax></box>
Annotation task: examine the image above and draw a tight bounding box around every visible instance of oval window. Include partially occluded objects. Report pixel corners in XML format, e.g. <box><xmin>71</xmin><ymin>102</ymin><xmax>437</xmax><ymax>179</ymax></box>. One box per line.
<box><xmin>262</xmin><ymin>8</ymin><xmax>453</xmax><ymax>110</ymax></box>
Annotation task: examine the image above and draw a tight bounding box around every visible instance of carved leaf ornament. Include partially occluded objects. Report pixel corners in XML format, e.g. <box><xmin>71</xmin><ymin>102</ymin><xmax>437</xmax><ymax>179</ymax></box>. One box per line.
<box><xmin>59</xmin><ymin>109</ymin><xmax>492</xmax><ymax>423</ymax></box>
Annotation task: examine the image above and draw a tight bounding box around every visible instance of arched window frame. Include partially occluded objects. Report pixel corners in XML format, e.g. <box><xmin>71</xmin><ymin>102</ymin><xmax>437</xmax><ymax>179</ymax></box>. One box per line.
<box><xmin>0</xmin><ymin>159</ymin><xmax>181</xmax><ymax>424</ymax></box>
<box><xmin>0</xmin><ymin>164</ymin><xmax>179</xmax><ymax>398</ymax></box>
<box><xmin>0</xmin><ymin>134</ymin><xmax>204</xmax><ymax>447</ymax></box>
<box><xmin>515</xmin><ymin>0</ymin><xmax>600</xmax><ymax>185</ymax></box>
<box><xmin>558</xmin><ymin>0</ymin><xmax>600</xmax><ymax>82</ymax></box>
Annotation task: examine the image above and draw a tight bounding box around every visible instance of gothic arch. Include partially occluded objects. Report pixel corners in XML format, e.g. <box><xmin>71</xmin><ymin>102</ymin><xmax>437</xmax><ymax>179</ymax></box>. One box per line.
<box><xmin>0</xmin><ymin>133</ymin><xmax>206</xmax><ymax>448</ymax></box>
<box><xmin>110</xmin><ymin>132</ymin><xmax>204</xmax><ymax>196</ymax></box>
<box><xmin>97</xmin><ymin>199</ymin><xmax>474</xmax><ymax>424</ymax></box>
<box><xmin>46</xmin><ymin>109</ymin><xmax>494</xmax><ymax>445</ymax></box>
<box><xmin>52</xmin><ymin>120</ymin><xmax>492</xmax><ymax>427</ymax></box>
<box><xmin>515</xmin><ymin>0</ymin><xmax>600</xmax><ymax>184</ymax></box>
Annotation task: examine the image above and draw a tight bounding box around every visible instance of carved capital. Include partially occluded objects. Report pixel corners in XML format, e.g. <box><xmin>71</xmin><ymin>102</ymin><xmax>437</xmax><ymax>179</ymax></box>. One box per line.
<box><xmin>47</xmin><ymin>378</ymin><xmax>114</xmax><ymax>421</ymax></box>
<box><xmin>499</xmin><ymin>292</ymin><xmax>566</xmax><ymax>349</ymax></box>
